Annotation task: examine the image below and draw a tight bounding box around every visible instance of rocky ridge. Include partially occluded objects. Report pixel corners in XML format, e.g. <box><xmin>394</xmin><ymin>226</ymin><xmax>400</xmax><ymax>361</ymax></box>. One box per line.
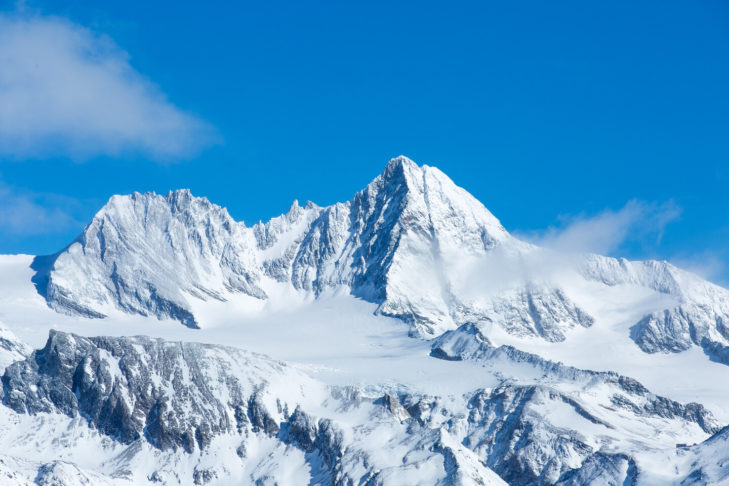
<box><xmin>0</xmin><ymin>329</ymin><xmax>722</xmax><ymax>485</ymax></box>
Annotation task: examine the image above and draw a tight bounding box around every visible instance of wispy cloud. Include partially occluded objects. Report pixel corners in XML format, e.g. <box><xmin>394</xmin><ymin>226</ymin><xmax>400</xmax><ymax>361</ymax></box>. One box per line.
<box><xmin>671</xmin><ymin>250</ymin><xmax>728</xmax><ymax>288</ymax></box>
<box><xmin>519</xmin><ymin>200</ymin><xmax>682</xmax><ymax>255</ymax></box>
<box><xmin>0</xmin><ymin>183</ymin><xmax>84</xmax><ymax>236</ymax></box>
<box><xmin>0</xmin><ymin>11</ymin><xmax>218</xmax><ymax>161</ymax></box>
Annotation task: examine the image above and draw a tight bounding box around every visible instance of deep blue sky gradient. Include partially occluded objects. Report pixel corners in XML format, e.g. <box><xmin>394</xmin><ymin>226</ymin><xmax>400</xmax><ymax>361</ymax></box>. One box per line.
<box><xmin>2</xmin><ymin>1</ymin><xmax>728</xmax><ymax>282</ymax></box>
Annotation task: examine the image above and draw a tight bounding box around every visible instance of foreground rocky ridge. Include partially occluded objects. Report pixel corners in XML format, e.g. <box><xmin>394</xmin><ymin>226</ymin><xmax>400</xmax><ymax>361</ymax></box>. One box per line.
<box><xmin>0</xmin><ymin>330</ymin><xmax>507</xmax><ymax>485</ymax></box>
<box><xmin>0</xmin><ymin>330</ymin><xmax>725</xmax><ymax>485</ymax></box>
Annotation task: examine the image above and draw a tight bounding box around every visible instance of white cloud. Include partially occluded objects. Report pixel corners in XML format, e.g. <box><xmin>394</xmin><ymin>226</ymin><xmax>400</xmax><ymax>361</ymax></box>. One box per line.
<box><xmin>519</xmin><ymin>200</ymin><xmax>682</xmax><ymax>255</ymax></box>
<box><xmin>0</xmin><ymin>12</ymin><xmax>218</xmax><ymax>160</ymax></box>
<box><xmin>0</xmin><ymin>183</ymin><xmax>81</xmax><ymax>235</ymax></box>
<box><xmin>671</xmin><ymin>251</ymin><xmax>728</xmax><ymax>288</ymax></box>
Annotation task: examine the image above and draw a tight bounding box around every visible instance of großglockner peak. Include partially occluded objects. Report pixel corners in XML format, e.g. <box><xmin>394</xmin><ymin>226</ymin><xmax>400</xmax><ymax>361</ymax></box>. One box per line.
<box><xmin>31</xmin><ymin>156</ymin><xmax>729</xmax><ymax>361</ymax></box>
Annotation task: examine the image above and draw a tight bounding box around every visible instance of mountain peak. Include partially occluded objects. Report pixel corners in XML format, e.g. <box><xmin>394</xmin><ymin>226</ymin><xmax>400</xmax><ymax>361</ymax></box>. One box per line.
<box><xmin>165</xmin><ymin>188</ymin><xmax>194</xmax><ymax>201</ymax></box>
<box><xmin>385</xmin><ymin>154</ymin><xmax>418</xmax><ymax>171</ymax></box>
<box><xmin>379</xmin><ymin>155</ymin><xmax>421</xmax><ymax>186</ymax></box>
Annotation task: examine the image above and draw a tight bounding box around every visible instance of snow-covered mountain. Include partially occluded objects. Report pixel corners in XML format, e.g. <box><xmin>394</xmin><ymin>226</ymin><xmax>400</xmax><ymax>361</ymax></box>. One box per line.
<box><xmin>2</xmin><ymin>156</ymin><xmax>729</xmax><ymax>485</ymax></box>
<box><xmin>36</xmin><ymin>156</ymin><xmax>519</xmax><ymax>336</ymax></box>
<box><xmin>33</xmin><ymin>156</ymin><xmax>729</xmax><ymax>359</ymax></box>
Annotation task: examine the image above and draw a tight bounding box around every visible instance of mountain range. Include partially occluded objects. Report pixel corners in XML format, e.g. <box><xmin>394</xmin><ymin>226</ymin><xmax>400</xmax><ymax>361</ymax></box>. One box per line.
<box><xmin>2</xmin><ymin>156</ymin><xmax>729</xmax><ymax>485</ymax></box>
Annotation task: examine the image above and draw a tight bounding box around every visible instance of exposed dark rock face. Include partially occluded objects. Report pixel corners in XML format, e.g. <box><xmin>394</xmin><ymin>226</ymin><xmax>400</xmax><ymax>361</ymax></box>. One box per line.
<box><xmin>631</xmin><ymin>305</ymin><xmax>729</xmax><ymax>367</ymax></box>
<box><xmin>278</xmin><ymin>408</ymin><xmax>350</xmax><ymax>485</ymax></box>
<box><xmin>554</xmin><ymin>453</ymin><xmax>638</xmax><ymax>486</ymax></box>
<box><xmin>463</xmin><ymin>386</ymin><xmax>607</xmax><ymax>485</ymax></box>
<box><xmin>1</xmin><ymin>330</ymin><xmax>276</xmax><ymax>452</ymax></box>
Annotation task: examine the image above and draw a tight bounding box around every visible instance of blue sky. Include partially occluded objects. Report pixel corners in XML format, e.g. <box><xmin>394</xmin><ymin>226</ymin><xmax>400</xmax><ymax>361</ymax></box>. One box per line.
<box><xmin>0</xmin><ymin>1</ymin><xmax>727</xmax><ymax>284</ymax></box>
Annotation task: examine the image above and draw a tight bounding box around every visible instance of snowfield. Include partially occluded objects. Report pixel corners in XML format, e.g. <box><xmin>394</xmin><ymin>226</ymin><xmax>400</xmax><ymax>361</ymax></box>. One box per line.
<box><xmin>1</xmin><ymin>157</ymin><xmax>729</xmax><ymax>485</ymax></box>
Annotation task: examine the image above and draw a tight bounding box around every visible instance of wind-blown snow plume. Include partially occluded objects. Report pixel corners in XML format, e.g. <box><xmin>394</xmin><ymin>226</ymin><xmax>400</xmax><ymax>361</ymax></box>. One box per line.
<box><xmin>520</xmin><ymin>199</ymin><xmax>681</xmax><ymax>255</ymax></box>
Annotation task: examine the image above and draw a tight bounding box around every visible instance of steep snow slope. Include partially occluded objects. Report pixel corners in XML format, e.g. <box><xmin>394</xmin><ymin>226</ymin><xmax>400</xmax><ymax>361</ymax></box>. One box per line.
<box><xmin>581</xmin><ymin>255</ymin><xmax>729</xmax><ymax>359</ymax></box>
<box><xmin>658</xmin><ymin>425</ymin><xmax>729</xmax><ymax>485</ymax></box>
<box><xmin>0</xmin><ymin>322</ymin><xmax>29</xmax><ymax>371</ymax></box>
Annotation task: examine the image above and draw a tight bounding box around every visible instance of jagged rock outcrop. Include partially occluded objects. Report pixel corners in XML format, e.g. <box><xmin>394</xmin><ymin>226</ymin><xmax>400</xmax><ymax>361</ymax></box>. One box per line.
<box><xmin>1</xmin><ymin>330</ymin><xmax>293</xmax><ymax>452</ymax></box>
<box><xmin>432</xmin><ymin>323</ymin><xmax>719</xmax><ymax>433</ymax></box>
<box><xmin>581</xmin><ymin>255</ymin><xmax>729</xmax><ymax>362</ymax></box>
<box><xmin>426</xmin><ymin>323</ymin><xmax>719</xmax><ymax>484</ymax></box>
<box><xmin>554</xmin><ymin>453</ymin><xmax>637</xmax><ymax>486</ymax></box>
